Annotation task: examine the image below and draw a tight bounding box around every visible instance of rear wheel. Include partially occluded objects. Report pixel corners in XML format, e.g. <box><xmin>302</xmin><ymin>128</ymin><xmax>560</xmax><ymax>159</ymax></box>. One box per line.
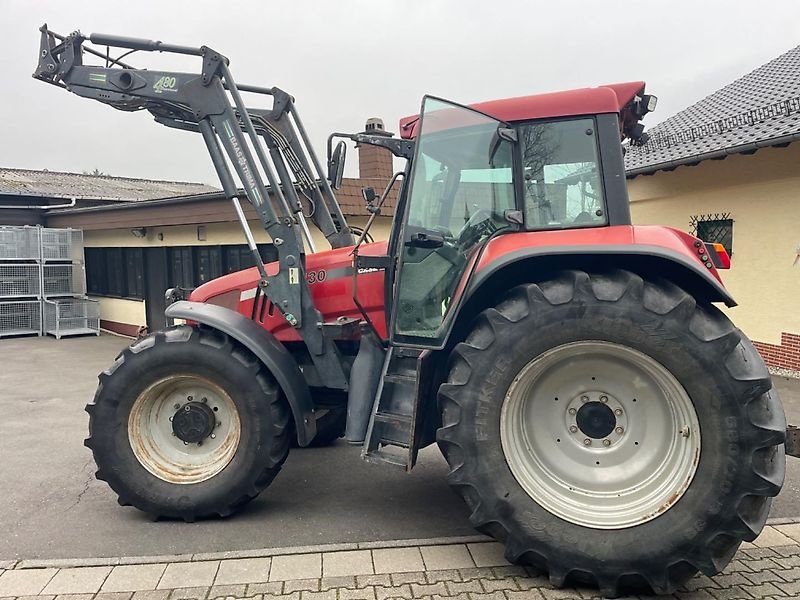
<box><xmin>437</xmin><ymin>270</ymin><xmax>785</xmax><ymax>597</ymax></box>
<box><xmin>86</xmin><ymin>325</ymin><xmax>290</xmax><ymax>521</ymax></box>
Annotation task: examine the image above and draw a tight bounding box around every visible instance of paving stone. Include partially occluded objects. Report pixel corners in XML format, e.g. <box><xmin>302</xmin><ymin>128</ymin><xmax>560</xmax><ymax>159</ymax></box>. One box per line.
<box><xmin>775</xmin><ymin>579</ymin><xmax>800</xmax><ymax>595</ymax></box>
<box><xmin>410</xmin><ymin>582</ymin><xmax>447</xmax><ymax>597</ymax></box>
<box><xmin>752</xmin><ymin>527</ymin><xmax>795</xmax><ymax>549</ymax></box>
<box><xmin>513</xmin><ymin>577</ymin><xmax>552</xmax><ymax>591</ymax></box>
<box><xmin>103</xmin><ymin>566</ymin><xmax>167</xmax><ymax>593</ymax></box>
<box><xmin>458</xmin><ymin>568</ymin><xmax>500</xmax><ymax>581</ymax></box>
<box><xmin>374</xmin><ymin>584</ymin><xmax>411</xmax><ymax>600</ymax></box>
<box><xmin>167</xmin><ymin>587</ymin><xmax>209</xmax><ymax>600</ymax></box>
<box><xmin>213</xmin><ymin>558</ymin><xmax>271</xmax><ymax>585</ymax></box>
<box><xmin>52</xmin><ymin>594</ymin><xmax>94</xmax><ymax>600</ymax></box>
<box><xmin>356</xmin><ymin>574</ymin><xmax>392</xmax><ymax>588</ymax></box>
<box><xmin>389</xmin><ymin>572</ymin><xmax>427</xmax><ymax>586</ymax></box>
<box><xmin>708</xmin><ymin>574</ymin><xmax>749</xmax><ymax>589</ymax></box>
<box><xmin>157</xmin><ymin>563</ymin><xmax>219</xmax><ymax>590</ymax></box>
<box><xmin>468</xmin><ymin>592</ymin><xmax>514</xmax><ymax>600</ymax></box>
<box><xmin>491</xmin><ymin>567</ymin><xmax>529</xmax><ymax>578</ymax></box>
<box><xmin>773</xmin><ymin>555</ymin><xmax>800</xmax><ymax>569</ymax></box>
<box><xmin>320</xmin><ymin>576</ymin><xmax>356</xmax><ymax>591</ymax></box>
<box><xmin>420</xmin><ymin>546</ymin><xmax>474</xmax><ymax>571</ymax></box>
<box><xmin>446</xmin><ymin>580</ymin><xmax>483</xmax><ymax>595</ymax></box>
<box><xmin>373</xmin><ymin>549</ymin><xmax>425</xmax><ymax>575</ymax></box>
<box><xmin>131</xmin><ymin>591</ymin><xmax>170</xmax><ymax>600</ymax></box>
<box><xmin>742</xmin><ymin>569</ymin><xmax>785</xmax><ymax>585</ymax></box>
<box><xmin>0</xmin><ymin>569</ymin><xmax>58</xmax><ymax>596</ymax></box>
<box><xmin>722</xmin><ymin>560</ymin><xmax>752</xmax><ymax>574</ymax></box>
<box><xmin>207</xmin><ymin>584</ymin><xmax>246</xmax><ymax>598</ymax></box>
<box><xmin>94</xmin><ymin>593</ymin><xmax>134</xmax><ymax>600</ymax></box>
<box><xmin>264</xmin><ymin>594</ymin><xmax>299</xmax><ymax>600</ymax></box>
<box><xmin>707</xmin><ymin>586</ymin><xmax>755</xmax><ymax>599</ymax></box>
<box><xmin>505</xmin><ymin>591</ymin><xmax>546</xmax><ymax>600</ymax></box>
<box><xmin>269</xmin><ymin>555</ymin><xmax>321</xmax><ymax>582</ymax></box>
<box><xmin>539</xmin><ymin>589</ymin><xmax>584</xmax><ymax>600</ymax></box>
<box><xmin>16</xmin><ymin>595</ymin><xmax>56</xmax><ymax>600</ymax></box>
<box><xmin>338</xmin><ymin>587</ymin><xmax>377</xmax><ymax>600</ymax></box>
<box><xmin>775</xmin><ymin>565</ymin><xmax>800</xmax><ymax>581</ymax></box>
<box><xmin>673</xmin><ymin>591</ymin><xmax>719</xmax><ymax>600</ymax></box>
<box><xmin>775</xmin><ymin>524</ymin><xmax>800</xmax><ymax>543</ymax></box>
<box><xmin>741</xmin><ymin>557</ymin><xmax>781</xmax><ymax>571</ymax></box>
<box><xmin>299</xmin><ymin>590</ymin><xmax>337</xmax><ymax>600</ymax></box>
<box><xmin>482</xmin><ymin>578</ymin><xmax>519</xmax><ymax>592</ymax></box>
<box><xmin>283</xmin><ymin>580</ymin><xmax>320</xmax><ymax>593</ymax></box>
<box><xmin>246</xmin><ymin>581</ymin><xmax>285</xmax><ymax>595</ymax></box>
<box><xmin>467</xmin><ymin>544</ymin><xmax>510</xmax><ymax>569</ymax></box>
<box><xmin>43</xmin><ymin>567</ymin><xmax>112</xmax><ymax>595</ymax></box>
<box><xmin>741</xmin><ymin>547</ymin><xmax>779</xmax><ymax>560</ymax></box>
<box><xmin>739</xmin><ymin>582</ymin><xmax>786</xmax><ymax>597</ymax></box>
<box><xmin>322</xmin><ymin>551</ymin><xmax>373</xmax><ymax>577</ymax></box>
<box><xmin>425</xmin><ymin>570</ymin><xmax>461</xmax><ymax>584</ymax></box>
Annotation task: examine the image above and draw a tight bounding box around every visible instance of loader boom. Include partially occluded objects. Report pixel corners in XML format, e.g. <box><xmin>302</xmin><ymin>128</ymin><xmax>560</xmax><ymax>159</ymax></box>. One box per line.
<box><xmin>33</xmin><ymin>25</ymin><xmax>365</xmax><ymax>386</ymax></box>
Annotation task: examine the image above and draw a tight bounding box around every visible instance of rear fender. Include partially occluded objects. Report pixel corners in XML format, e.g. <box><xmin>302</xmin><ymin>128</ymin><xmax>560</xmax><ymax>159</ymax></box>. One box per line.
<box><xmin>164</xmin><ymin>301</ymin><xmax>316</xmax><ymax>446</ymax></box>
<box><xmin>449</xmin><ymin>245</ymin><xmax>736</xmax><ymax>349</ymax></box>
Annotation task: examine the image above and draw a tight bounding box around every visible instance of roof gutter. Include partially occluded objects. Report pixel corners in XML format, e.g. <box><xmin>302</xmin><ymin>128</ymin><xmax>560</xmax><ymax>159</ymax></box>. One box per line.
<box><xmin>0</xmin><ymin>197</ymin><xmax>77</xmax><ymax>210</ymax></box>
<box><xmin>626</xmin><ymin>131</ymin><xmax>800</xmax><ymax>177</ymax></box>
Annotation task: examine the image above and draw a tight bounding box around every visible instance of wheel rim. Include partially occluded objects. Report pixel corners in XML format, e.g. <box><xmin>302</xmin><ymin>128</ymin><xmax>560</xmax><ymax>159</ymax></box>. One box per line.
<box><xmin>128</xmin><ymin>375</ymin><xmax>241</xmax><ymax>484</ymax></box>
<box><xmin>500</xmin><ymin>341</ymin><xmax>700</xmax><ymax>529</ymax></box>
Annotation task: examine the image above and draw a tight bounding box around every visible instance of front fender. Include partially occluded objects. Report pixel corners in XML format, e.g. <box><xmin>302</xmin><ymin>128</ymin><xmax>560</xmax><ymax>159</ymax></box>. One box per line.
<box><xmin>164</xmin><ymin>301</ymin><xmax>316</xmax><ymax>446</ymax></box>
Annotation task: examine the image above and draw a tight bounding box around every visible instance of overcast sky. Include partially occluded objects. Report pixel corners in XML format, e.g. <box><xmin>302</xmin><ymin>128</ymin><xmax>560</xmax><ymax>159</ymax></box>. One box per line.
<box><xmin>2</xmin><ymin>0</ymin><xmax>799</xmax><ymax>186</ymax></box>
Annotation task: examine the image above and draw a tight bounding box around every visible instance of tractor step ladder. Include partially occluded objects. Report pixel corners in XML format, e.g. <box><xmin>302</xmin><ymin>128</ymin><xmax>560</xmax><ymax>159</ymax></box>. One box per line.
<box><xmin>362</xmin><ymin>346</ymin><xmax>423</xmax><ymax>471</ymax></box>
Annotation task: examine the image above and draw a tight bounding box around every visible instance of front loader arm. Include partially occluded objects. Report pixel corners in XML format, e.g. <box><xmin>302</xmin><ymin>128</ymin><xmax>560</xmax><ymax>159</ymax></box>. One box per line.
<box><xmin>35</xmin><ymin>25</ymin><xmax>349</xmax><ymax>389</ymax></box>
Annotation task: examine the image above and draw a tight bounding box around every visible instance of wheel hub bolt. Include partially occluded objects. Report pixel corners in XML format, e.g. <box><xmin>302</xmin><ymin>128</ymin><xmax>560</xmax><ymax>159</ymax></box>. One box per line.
<box><xmin>210</xmin><ymin>433</ymin><xmax>216</xmax><ymax>439</ymax></box>
<box><xmin>581</xmin><ymin>395</ymin><xmax>589</xmax><ymax>402</ymax></box>
<box><xmin>184</xmin><ymin>405</ymin><xmax>191</xmax><ymax>411</ymax></box>
<box><xmin>614</xmin><ymin>408</ymin><xmax>623</xmax><ymax>416</ymax></box>
<box><xmin>216</xmin><ymin>421</ymin><xmax>221</xmax><ymax>427</ymax></box>
<box><xmin>583</xmin><ymin>438</ymin><xmax>592</xmax><ymax>446</ymax></box>
<box><xmin>603</xmin><ymin>439</ymin><xmax>611</xmax><ymax>446</ymax></box>
<box><xmin>173</xmin><ymin>403</ymin><xmax>180</xmax><ymax>410</ymax></box>
<box><xmin>615</xmin><ymin>426</ymin><xmax>624</xmax><ymax>434</ymax></box>
<box><xmin>680</xmin><ymin>426</ymin><xmax>691</xmax><ymax>437</ymax></box>
<box><xmin>600</xmin><ymin>395</ymin><xmax>608</xmax><ymax>403</ymax></box>
<box><xmin>568</xmin><ymin>408</ymin><xmax>577</xmax><ymax>415</ymax></box>
<box><xmin>201</xmin><ymin>397</ymin><xmax>208</xmax><ymax>403</ymax></box>
<box><xmin>187</xmin><ymin>396</ymin><xmax>193</xmax><ymax>401</ymax></box>
<box><xmin>569</xmin><ymin>425</ymin><xmax>578</xmax><ymax>433</ymax></box>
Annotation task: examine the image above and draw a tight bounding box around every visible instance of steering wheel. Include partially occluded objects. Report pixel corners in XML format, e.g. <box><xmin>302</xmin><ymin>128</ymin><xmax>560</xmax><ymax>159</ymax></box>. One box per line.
<box><xmin>456</xmin><ymin>208</ymin><xmax>495</xmax><ymax>247</ymax></box>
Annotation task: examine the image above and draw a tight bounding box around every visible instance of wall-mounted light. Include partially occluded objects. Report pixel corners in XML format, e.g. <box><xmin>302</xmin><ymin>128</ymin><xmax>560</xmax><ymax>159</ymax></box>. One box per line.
<box><xmin>197</xmin><ymin>225</ymin><xmax>207</xmax><ymax>241</ymax></box>
<box><xmin>131</xmin><ymin>227</ymin><xmax>147</xmax><ymax>238</ymax></box>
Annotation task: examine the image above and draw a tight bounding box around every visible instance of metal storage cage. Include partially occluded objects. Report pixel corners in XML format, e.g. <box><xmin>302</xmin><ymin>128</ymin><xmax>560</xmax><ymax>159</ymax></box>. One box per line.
<box><xmin>0</xmin><ymin>300</ymin><xmax>42</xmax><ymax>337</ymax></box>
<box><xmin>0</xmin><ymin>226</ymin><xmax>41</xmax><ymax>261</ymax></box>
<box><xmin>40</xmin><ymin>228</ymin><xmax>85</xmax><ymax>262</ymax></box>
<box><xmin>0</xmin><ymin>264</ymin><xmax>41</xmax><ymax>298</ymax></box>
<box><xmin>42</xmin><ymin>297</ymin><xmax>100</xmax><ymax>339</ymax></box>
<box><xmin>41</xmin><ymin>263</ymin><xmax>87</xmax><ymax>297</ymax></box>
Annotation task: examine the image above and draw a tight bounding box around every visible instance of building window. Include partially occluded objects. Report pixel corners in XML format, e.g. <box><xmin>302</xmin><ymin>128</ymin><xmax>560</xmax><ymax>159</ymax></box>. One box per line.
<box><xmin>690</xmin><ymin>213</ymin><xmax>733</xmax><ymax>255</ymax></box>
<box><xmin>87</xmin><ymin>244</ymin><xmax>277</xmax><ymax>299</ymax></box>
<box><xmin>85</xmin><ymin>247</ymin><xmax>145</xmax><ymax>299</ymax></box>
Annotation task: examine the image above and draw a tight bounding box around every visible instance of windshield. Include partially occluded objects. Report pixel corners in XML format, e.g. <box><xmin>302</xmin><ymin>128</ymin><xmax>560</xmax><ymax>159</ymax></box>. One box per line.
<box><xmin>394</xmin><ymin>97</ymin><xmax>514</xmax><ymax>342</ymax></box>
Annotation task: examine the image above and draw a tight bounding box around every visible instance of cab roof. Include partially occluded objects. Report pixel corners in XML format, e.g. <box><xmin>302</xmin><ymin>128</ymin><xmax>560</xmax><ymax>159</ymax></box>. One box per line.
<box><xmin>399</xmin><ymin>81</ymin><xmax>645</xmax><ymax>139</ymax></box>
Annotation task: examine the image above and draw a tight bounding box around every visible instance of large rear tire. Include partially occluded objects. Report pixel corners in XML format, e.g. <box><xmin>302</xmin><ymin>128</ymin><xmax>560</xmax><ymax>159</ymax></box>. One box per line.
<box><xmin>437</xmin><ymin>270</ymin><xmax>785</xmax><ymax>597</ymax></box>
<box><xmin>85</xmin><ymin>325</ymin><xmax>290</xmax><ymax>521</ymax></box>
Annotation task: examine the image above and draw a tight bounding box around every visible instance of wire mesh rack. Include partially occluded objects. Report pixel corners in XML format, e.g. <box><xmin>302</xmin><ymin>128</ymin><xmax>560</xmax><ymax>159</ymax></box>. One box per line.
<box><xmin>40</xmin><ymin>228</ymin><xmax>85</xmax><ymax>262</ymax></box>
<box><xmin>0</xmin><ymin>226</ymin><xmax>41</xmax><ymax>261</ymax></box>
<box><xmin>0</xmin><ymin>264</ymin><xmax>41</xmax><ymax>298</ymax></box>
<box><xmin>41</xmin><ymin>263</ymin><xmax>87</xmax><ymax>298</ymax></box>
<box><xmin>43</xmin><ymin>297</ymin><xmax>100</xmax><ymax>339</ymax></box>
<box><xmin>0</xmin><ymin>300</ymin><xmax>42</xmax><ymax>337</ymax></box>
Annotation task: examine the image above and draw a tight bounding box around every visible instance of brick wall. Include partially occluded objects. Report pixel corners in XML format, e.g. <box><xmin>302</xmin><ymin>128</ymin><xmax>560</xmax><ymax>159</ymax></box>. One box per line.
<box><xmin>753</xmin><ymin>332</ymin><xmax>800</xmax><ymax>371</ymax></box>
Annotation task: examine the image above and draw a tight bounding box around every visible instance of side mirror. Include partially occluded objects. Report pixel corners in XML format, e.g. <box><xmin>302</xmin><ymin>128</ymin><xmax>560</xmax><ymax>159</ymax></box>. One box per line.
<box><xmin>328</xmin><ymin>140</ymin><xmax>346</xmax><ymax>190</ymax></box>
<box><xmin>361</xmin><ymin>186</ymin><xmax>376</xmax><ymax>204</ymax></box>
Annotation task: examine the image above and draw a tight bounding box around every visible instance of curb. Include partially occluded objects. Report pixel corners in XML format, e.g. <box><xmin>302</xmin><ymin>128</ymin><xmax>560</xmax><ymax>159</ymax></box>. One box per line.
<box><xmin>3</xmin><ymin>534</ymin><xmax>493</xmax><ymax>571</ymax></box>
<box><xmin>5</xmin><ymin>517</ymin><xmax>800</xmax><ymax>571</ymax></box>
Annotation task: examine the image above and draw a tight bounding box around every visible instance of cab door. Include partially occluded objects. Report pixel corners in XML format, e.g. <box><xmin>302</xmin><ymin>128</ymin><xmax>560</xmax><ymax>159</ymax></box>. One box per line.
<box><xmin>390</xmin><ymin>96</ymin><xmax>516</xmax><ymax>348</ymax></box>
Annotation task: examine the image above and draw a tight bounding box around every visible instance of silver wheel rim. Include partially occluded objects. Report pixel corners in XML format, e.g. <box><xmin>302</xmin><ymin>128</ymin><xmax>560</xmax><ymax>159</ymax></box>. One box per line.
<box><xmin>500</xmin><ymin>341</ymin><xmax>700</xmax><ymax>529</ymax></box>
<box><xmin>128</xmin><ymin>375</ymin><xmax>241</xmax><ymax>484</ymax></box>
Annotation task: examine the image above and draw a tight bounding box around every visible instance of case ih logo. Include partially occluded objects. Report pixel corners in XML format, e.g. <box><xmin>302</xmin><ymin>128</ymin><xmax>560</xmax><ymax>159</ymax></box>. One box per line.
<box><xmin>153</xmin><ymin>76</ymin><xmax>177</xmax><ymax>93</ymax></box>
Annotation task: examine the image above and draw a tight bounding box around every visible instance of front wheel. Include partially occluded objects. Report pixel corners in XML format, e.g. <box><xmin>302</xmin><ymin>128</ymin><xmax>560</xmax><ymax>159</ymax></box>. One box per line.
<box><xmin>437</xmin><ymin>270</ymin><xmax>785</xmax><ymax>597</ymax></box>
<box><xmin>86</xmin><ymin>325</ymin><xmax>290</xmax><ymax>521</ymax></box>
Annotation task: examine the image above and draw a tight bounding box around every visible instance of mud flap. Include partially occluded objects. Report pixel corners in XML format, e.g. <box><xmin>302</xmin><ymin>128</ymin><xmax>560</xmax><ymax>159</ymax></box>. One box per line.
<box><xmin>786</xmin><ymin>425</ymin><xmax>800</xmax><ymax>458</ymax></box>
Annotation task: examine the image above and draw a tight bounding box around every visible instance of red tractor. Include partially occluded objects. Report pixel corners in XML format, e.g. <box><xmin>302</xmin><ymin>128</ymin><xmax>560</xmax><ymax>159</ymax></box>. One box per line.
<box><xmin>35</xmin><ymin>26</ymin><xmax>788</xmax><ymax>597</ymax></box>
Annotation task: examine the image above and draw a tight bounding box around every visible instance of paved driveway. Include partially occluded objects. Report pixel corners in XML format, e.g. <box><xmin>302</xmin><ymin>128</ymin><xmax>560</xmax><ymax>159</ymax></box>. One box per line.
<box><xmin>1</xmin><ymin>334</ymin><xmax>798</xmax><ymax>561</ymax></box>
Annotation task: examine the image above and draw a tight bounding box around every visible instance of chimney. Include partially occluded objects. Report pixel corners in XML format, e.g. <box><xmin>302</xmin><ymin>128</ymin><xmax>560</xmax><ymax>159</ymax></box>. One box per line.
<box><xmin>357</xmin><ymin>117</ymin><xmax>393</xmax><ymax>181</ymax></box>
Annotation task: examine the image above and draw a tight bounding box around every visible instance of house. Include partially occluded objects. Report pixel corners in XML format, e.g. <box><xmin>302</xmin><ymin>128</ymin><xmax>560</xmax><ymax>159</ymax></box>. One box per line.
<box><xmin>2</xmin><ymin>119</ymin><xmax>396</xmax><ymax>335</ymax></box>
<box><xmin>625</xmin><ymin>45</ymin><xmax>800</xmax><ymax>373</ymax></box>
